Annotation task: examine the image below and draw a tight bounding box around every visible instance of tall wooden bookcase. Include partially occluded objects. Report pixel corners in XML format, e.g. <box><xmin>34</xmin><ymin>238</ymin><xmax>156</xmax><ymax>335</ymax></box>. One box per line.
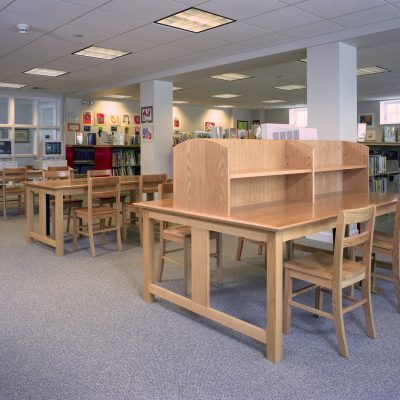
<box><xmin>173</xmin><ymin>139</ymin><xmax>368</xmax><ymax>217</ymax></box>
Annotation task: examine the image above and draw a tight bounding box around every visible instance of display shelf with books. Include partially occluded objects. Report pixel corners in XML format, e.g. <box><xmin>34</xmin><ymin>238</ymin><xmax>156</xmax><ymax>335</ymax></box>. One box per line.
<box><xmin>111</xmin><ymin>147</ymin><xmax>140</xmax><ymax>176</ymax></box>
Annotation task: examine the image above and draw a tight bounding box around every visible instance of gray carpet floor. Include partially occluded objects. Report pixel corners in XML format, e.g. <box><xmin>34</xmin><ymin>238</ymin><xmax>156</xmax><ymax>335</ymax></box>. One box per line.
<box><xmin>0</xmin><ymin>212</ymin><xmax>399</xmax><ymax>400</ymax></box>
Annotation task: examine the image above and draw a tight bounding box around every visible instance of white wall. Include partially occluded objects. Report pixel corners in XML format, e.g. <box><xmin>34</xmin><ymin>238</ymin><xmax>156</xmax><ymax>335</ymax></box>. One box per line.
<box><xmin>265</xmin><ymin>109</ymin><xmax>289</xmax><ymax>124</ymax></box>
<box><xmin>64</xmin><ymin>98</ymin><xmax>140</xmax><ymax>145</ymax></box>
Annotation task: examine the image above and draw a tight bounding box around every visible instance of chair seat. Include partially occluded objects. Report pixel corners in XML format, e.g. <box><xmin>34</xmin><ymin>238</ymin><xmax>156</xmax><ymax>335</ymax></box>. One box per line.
<box><xmin>285</xmin><ymin>252</ymin><xmax>366</xmax><ymax>282</ymax></box>
<box><xmin>3</xmin><ymin>187</ymin><xmax>24</xmax><ymax>195</ymax></box>
<box><xmin>51</xmin><ymin>199</ymin><xmax>83</xmax><ymax>208</ymax></box>
<box><xmin>97</xmin><ymin>194</ymin><xmax>127</xmax><ymax>204</ymax></box>
<box><xmin>164</xmin><ymin>225</ymin><xmax>191</xmax><ymax>238</ymax></box>
<box><xmin>74</xmin><ymin>206</ymin><xmax>119</xmax><ymax>218</ymax></box>
<box><xmin>373</xmin><ymin>231</ymin><xmax>393</xmax><ymax>251</ymax></box>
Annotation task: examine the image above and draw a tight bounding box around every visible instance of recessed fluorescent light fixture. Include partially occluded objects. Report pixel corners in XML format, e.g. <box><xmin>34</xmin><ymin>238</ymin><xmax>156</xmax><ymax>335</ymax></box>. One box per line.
<box><xmin>212</xmin><ymin>94</ymin><xmax>241</xmax><ymax>98</ymax></box>
<box><xmin>0</xmin><ymin>82</ymin><xmax>27</xmax><ymax>88</ymax></box>
<box><xmin>73</xmin><ymin>46</ymin><xmax>130</xmax><ymax>60</ymax></box>
<box><xmin>262</xmin><ymin>100</ymin><xmax>286</xmax><ymax>103</ymax></box>
<box><xmin>357</xmin><ymin>66</ymin><xmax>390</xmax><ymax>76</ymax></box>
<box><xmin>216</xmin><ymin>105</ymin><xmax>234</xmax><ymax>108</ymax></box>
<box><xmin>155</xmin><ymin>7</ymin><xmax>234</xmax><ymax>33</ymax></box>
<box><xmin>24</xmin><ymin>68</ymin><xmax>68</xmax><ymax>77</ymax></box>
<box><xmin>297</xmin><ymin>58</ymin><xmax>308</xmax><ymax>63</ymax></box>
<box><xmin>210</xmin><ymin>73</ymin><xmax>253</xmax><ymax>81</ymax></box>
<box><xmin>275</xmin><ymin>84</ymin><xmax>306</xmax><ymax>91</ymax></box>
<box><xmin>173</xmin><ymin>100</ymin><xmax>188</xmax><ymax>104</ymax></box>
<box><xmin>173</xmin><ymin>86</ymin><xmax>183</xmax><ymax>91</ymax></box>
<box><xmin>106</xmin><ymin>95</ymin><xmax>133</xmax><ymax>99</ymax></box>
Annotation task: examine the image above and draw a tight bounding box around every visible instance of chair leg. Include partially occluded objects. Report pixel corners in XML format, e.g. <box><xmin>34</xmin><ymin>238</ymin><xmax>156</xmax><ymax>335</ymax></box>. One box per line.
<box><xmin>51</xmin><ymin>202</ymin><xmax>56</xmax><ymax>238</ymax></box>
<box><xmin>183</xmin><ymin>236</ymin><xmax>191</xmax><ymax>296</ymax></box>
<box><xmin>122</xmin><ymin>207</ymin><xmax>127</xmax><ymax>242</ymax></box>
<box><xmin>72</xmin><ymin>214</ymin><xmax>78</xmax><ymax>250</ymax></box>
<box><xmin>257</xmin><ymin>242</ymin><xmax>264</xmax><ymax>256</ymax></box>
<box><xmin>332</xmin><ymin>288</ymin><xmax>349</xmax><ymax>358</ymax></box>
<box><xmin>88</xmin><ymin>223</ymin><xmax>95</xmax><ymax>257</ymax></box>
<box><xmin>361</xmin><ymin>276</ymin><xmax>377</xmax><ymax>339</ymax></box>
<box><xmin>393</xmin><ymin>249</ymin><xmax>400</xmax><ymax>312</ymax></box>
<box><xmin>283</xmin><ymin>271</ymin><xmax>292</xmax><ymax>334</ymax></box>
<box><xmin>116</xmin><ymin>214</ymin><xmax>122</xmax><ymax>252</ymax></box>
<box><xmin>236</xmin><ymin>237</ymin><xmax>244</xmax><ymax>261</ymax></box>
<box><xmin>216</xmin><ymin>233</ymin><xmax>223</xmax><ymax>285</ymax></box>
<box><xmin>66</xmin><ymin>207</ymin><xmax>72</xmax><ymax>233</ymax></box>
<box><xmin>286</xmin><ymin>240</ymin><xmax>293</xmax><ymax>261</ymax></box>
<box><xmin>139</xmin><ymin>208</ymin><xmax>143</xmax><ymax>246</ymax></box>
<box><xmin>3</xmin><ymin>194</ymin><xmax>6</xmax><ymax>220</ymax></box>
<box><xmin>156</xmin><ymin>232</ymin><xmax>166</xmax><ymax>282</ymax></box>
<box><xmin>100</xmin><ymin>219</ymin><xmax>107</xmax><ymax>245</ymax></box>
<box><xmin>314</xmin><ymin>286</ymin><xmax>323</xmax><ymax>317</ymax></box>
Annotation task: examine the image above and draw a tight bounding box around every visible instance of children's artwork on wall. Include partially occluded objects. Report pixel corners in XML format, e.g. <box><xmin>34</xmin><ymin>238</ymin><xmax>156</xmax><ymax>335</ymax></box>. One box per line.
<box><xmin>96</xmin><ymin>112</ymin><xmax>105</xmax><ymax>125</ymax></box>
<box><xmin>122</xmin><ymin>113</ymin><xmax>130</xmax><ymax>126</ymax></box>
<box><xmin>133</xmin><ymin>115</ymin><xmax>140</xmax><ymax>125</ymax></box>
<box><xmin>75</xmin><ymin>132</ymin><xmax>83</xmax><ymax>145</ymax></box>
<box><xmin>204</xmin><ymin>121</ymin><xmax>215</xmax><ymax>132</ymax></box>
<box><xmin>142</xmin><ymin>124</ymin><xmax>153</xmax><ymax>142</ymax></box>
<box><xmin>109</xmin><ymin>115</ymin><xmax>120</xmax><ymax>125</ymax></box>
<box><xmin>84</xmin><ymin>126</ymin><xmax>91</xmax><ymax>132</ymax></box>
<box><xmin>237</xmin><ymin>120</ymin><xmax>249</xmax><ymax>130</ymax></box>
<box><xmin>141</xmin><ymin>106</ymin><xmax>153</xmax><ymax>123</ymax></box>
<box><xmin>359</xmin><ymin>113</ymin><xmax>374</xmax><ymax>126</ymax></box>
<box><xmin>82</xmin><ymin>111</ymin><xmax>92</xmax><ymax>125</ymax></box>
<box><xmin>174</xmin><ymin>117</ymin><xmax>180</xmax><ymax>129</ymax></box>
<box><xmin>67</xmin><ymin>123</ymin><xmax>80</xmax><ymax>132</ymax></box>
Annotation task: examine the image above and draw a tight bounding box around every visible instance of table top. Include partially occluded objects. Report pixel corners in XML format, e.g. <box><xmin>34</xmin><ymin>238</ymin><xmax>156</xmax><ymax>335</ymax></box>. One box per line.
<box><xmin>136</xmin><ymin>191</ymin><xmax>398</xmax><ymax>231</ymax></box>
<box><xmin>25</xmin><ymin>175</ymin><xmax>139</xmax><ymax>190</ymax></box>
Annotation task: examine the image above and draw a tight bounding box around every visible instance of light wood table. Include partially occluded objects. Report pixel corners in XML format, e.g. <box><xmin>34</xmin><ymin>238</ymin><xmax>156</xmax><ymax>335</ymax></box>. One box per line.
<box><xmin>26</xmin><ymin>176</ymin><xmax>139</xmax><ymax>256</ymax></box>
<box><xmin>137</xmin><ymin>192</ymin><xmax>398</xmax><ymax>364</ymax></box>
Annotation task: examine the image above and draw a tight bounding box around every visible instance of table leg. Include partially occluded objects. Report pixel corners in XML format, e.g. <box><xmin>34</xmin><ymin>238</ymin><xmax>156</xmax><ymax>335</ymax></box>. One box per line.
<box><xmin>26</xmin><ymin>188</ymin><xmax>34</xmax><ymax>243</ymax></box>
<box><xmin>39</xmin><ymin>192</ymin><xmax>46</xmax><ymax>236</ymax></box>
<box><xmin>54</xmin><ymin>192</ymin><xmax>64</xmax><ymax>256</ymax></box>
<box><xmin>46</xmin><ymin>194</ymin><xmax>51</xmax><ymax>236</ymax></box>
<box><xmin>266</xmin><ymin>232</ymin><xmax>283</xmax><ymax>363</ymax></box>
<box><xmin>191</xmin><ymin>227</ymin><xmax>210</xmax><ymax>307</ymax></box>
<box><xmin>143</xmin><ymin>209</ymin><xmax>155</xmax><ymax>303</ymax></box>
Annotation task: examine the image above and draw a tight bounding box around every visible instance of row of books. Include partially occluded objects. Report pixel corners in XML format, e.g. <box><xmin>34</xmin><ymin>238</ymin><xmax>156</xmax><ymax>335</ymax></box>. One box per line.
<box><xmin>369</xmin><ymin>155</ymin><xmax>386</xmax><ymax>175</ymax></box>
<box><xmin>112</xmin><ymin>150</ymin><xmax>140</xmax><ymax>167</ymax></box>
<box><xmin>112</xmin><ymin>165</ymin><xmax>140</xmax><ymax>176</ymax></box>
<box><xmin>369</xmin><ymin>177</ymin><xmax>388</xmax><ymax>192</ymax></box>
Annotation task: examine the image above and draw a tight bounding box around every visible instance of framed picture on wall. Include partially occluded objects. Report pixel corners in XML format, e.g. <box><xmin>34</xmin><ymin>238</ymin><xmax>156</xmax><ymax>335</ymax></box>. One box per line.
<box><xmin>67</xmin><ymin>123</ymin><xmax>80</xmax><ymax>132</ymax></box>
<box><xmin>109</xmin><ymin>115</ymin><xmax>120</xmax><ymax>125</ymax></box>
<box><xmin>133</xmin><ymin>115</ymin><xmax>140</xmax><ymax>125</ymax></box>
<box><xmin>174</xmin><ymin>117</ymin><xmax>180</xmax><ymax>129</ymax></box>
<box><xmin>358</xmin><ymin>113</ymin><xmax>374</xmax><ymax>126</ymax></box>
<box><xmin>142</xmin><ymin>124</ymin><xmax>153</xmax><ymax>142</ymax></box>
<box><xmin>96</xmin><ymin>112</ymin><xmax>105</xmax><ymax>125</ymax></box>
<box><xmin>122</xmin><ymin>113</ymin><xmax>130</xmax><ymax>126</ymax></box>
<box><xmin>141</xmin><ymin>106</ymin><xmax>153</xmax><ymax>123</ymax></box>
<box><xmin>82</xmin><ymin>111</ymin><xmax>92</xmax><ymax>125</ymax></box>
<box><xmin>237</xmin><ymin>120</ymin><xmax>249</xmax><ymax>130</ymax></box>
<box><xmin>15</xmin><ymin>128</ymin><xmax>29</xmax><ymax>143</ymax></box>
<box><xmin>204</xmin><ymin>121</ymin><xmax>215</xmax><ymax>132</ymax></box>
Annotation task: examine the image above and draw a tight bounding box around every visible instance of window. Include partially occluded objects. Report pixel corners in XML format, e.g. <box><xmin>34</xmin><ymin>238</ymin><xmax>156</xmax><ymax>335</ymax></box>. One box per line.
<box><xmin>38</xmin><ymin>99</ymin><xmax>58</xmax><ymax>126</ymax></box>
<box><xmin>0</xmin><ymin>97</ymin><xmax>9</xmax><ymax>124</ymax></box>
<box><xmin>380</xmin><ymin>99</ymin><xmax>400</xmax><ymax>124</ymax></box>
<box><xmin>289</xmin><ymin>107</ymin><xmax>308</xmax><ymax>128</ymax></box>
<box><xmin>15</xmin><ymin>98</ymin><xmax>34</xmax><ymax>125</ymax></box>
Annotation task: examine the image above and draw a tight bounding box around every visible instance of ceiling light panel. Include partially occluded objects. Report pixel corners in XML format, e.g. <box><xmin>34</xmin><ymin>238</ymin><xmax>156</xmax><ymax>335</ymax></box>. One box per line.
<box><xmin>262</xmin><ymin>100</ymin><xmax>286</xmax><ymax>103</ymax></box>
<box><xmin>357</xmin><ymin>66</ymin><xmax>390</xmax><ymax>76</ymax></box>
<box><xmin>173</xmin><ymin>100</ymin><xmax>188</xmax><ymax>104</ymax></box>
<box><xmin>155</xmin><ymin>8</ymin><xmax>234</xmax><ymax>33</ymax></box>
<box><xmin>173</xmin><ymin>86</ymin><xmax>183</xmax><ymax>90</ymax></box>
<box><xmin>275</xmin><ymin>84</ymin><xmax>306</xmax><ymax>91</ymax></box>
<box><xmin>106</xmin><ymin>95</ymin><xmax>133</xmax><ymax>99</ymax></box>
<box><xmin>215</xmin><ymin>105</ymin><xmax>234</xmax><ymax>108</ymax></box>
<box><xmin>212</xmin><ymin>94</ymin><xmax>241</xmax><ymax>98</ymax></box>
<box><xmin>73</xmin><ymin>46</ymin><xmax>130</xmax><ymax>60</ymax></box>
<box><xmin>24</xmin><ymin>68</ymin><xmax>68</xmax><ymax>77</ymax></box>
<box><xmin>210</xmin><ymin>73</ymin><xmax>253</xmax><ymax>81</ymax></box>
<box><xmin>0</xmin><ymin>82</ymin><xmax>27</xmax><ymax>88</ymax></box>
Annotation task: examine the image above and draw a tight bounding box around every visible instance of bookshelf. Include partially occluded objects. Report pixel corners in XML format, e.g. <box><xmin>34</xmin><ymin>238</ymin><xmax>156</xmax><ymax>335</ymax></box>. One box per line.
<box><xmin>66</xmin><ymin>145</ymin><xmax>140</xmax><ymax>176</ymax></box>
<box><xmin>173</xmin><ymin>139</ymin><xmax>368</xmax><ymax>217</ymax></box>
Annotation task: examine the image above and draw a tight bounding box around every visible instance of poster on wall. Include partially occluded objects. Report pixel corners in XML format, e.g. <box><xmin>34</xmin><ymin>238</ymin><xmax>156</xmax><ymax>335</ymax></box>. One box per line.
<box><xmin>133</xmin><ymin>114</ymin><xmax>140</xmax><ymax>125</ymax></box>
<box><xmin>96</xmin><ymin>112</ymin><xmax>105</xmax><ymax>125</ymax></box>
<box><xmin>173</xmin><ymin>117</ymin><xmax>180</xmax><ymax>129</ymax></box>
<box><xmin>141</xmin><ymin>106</ymin><xmax>153</xmax><ymax>123</ymax></box>
<box><xmin>204</xmin><ymin>121</ymin><xmax>215</xmax><ymax>132</ymax></box>
<box><xmin>109</xmin><ymin>115</ymin><xmax>120</xmax><ymax>125</ymax></box>
<box><xmin>237</xmin><ymin>120</ymin><xmax>249</xmax><ymax>130</ymax></box>
<box><xmin>358</xmin><ymin>113</ymin><xmax>374</xmax><ymax>126</ymax></box>
<box><xmin>67</xmin><ymin>123</ymin><xmax>80</xmax><ymax>132</ymax></box>
<box><xmin>82</xmin><ymin>111</ymin><xmax>92</xmax><ymax>125</ymax></box>
<box><xmin>142</xmin><ymin>124</ymin><xmax>153</xmax><ymax>142</ymax></box>
<box><xmin>122</xmin><ymin>113</ymin><xmax>130</xmax><ymax>126</ymax></box>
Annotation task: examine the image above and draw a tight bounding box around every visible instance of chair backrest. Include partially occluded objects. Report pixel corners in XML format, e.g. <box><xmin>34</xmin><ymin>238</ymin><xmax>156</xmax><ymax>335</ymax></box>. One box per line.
<box><xmin>87</xmin><ymin>169</ymin><xmax>112</xmax><ymax>178</ymax></box>
<box><xmin>139</xmin><ymin>174</ymin><xmax>167</xmax><ymax>201</ymax></box>
<box><xmin>333</xmin><ymin>205</ymin><xmax>376</xmax><ymax>283</ymax></box>
<box><xmin>88</xmin><ymin>176</ymin><xmax>120</xmax><ymax>212</ymax></box>
<box><xmin>47</xmin><ymin>166</ymin><xmax>69</xmax><ymax>171</ymax></box>
<box><xmin>158</xmin><ymin>182</ymin><xmax>173</xmax><ymax>200</ymax></box>
<box><xmin>42</xmin><ymin>169</ymin><xmax>72</xmax><ymax>181</ymax></box>
<box><xmin>2</xmin><ymin>167</ymin><xmax>27</xmax><ymax>185</ymax></box>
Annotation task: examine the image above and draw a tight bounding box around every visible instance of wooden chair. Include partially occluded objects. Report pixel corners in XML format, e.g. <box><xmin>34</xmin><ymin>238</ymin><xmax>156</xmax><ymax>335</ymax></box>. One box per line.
<box><xmin>369</xmin><ymin>198</ymin><xmax>400</xmax><ymax>311</ymax></box>
<box><xmin>236</xmin><ymin>237</ymin><xmax>264</xmax><ymax>260</ymax></box>
<box><xmin>1</xmin><ymin>167</ymin><xmax>27</xmax><ymax>220</ymax></box>
<box><xmin>122</xmin><ymin>173</ymin><xmax>167</xmax><ymax>243</ymax></box>
<box><xmin>42</xmin><ymin>169</ymin><xmax>83</xmax><ymax>234</ymax></box>
<box><xmin>156</xmin><ymin>183</ymin><xmax>223</xmax><ymax>295</ymax></box>
<box><xmin>283</xmin><ymin>205</ymin><xmax>376</xmax><ymax>358</ymax></box>
<box><xmin>72</xmin><ymin>176</ymin><xmax>122</xmax><ymax>257</ymax></box>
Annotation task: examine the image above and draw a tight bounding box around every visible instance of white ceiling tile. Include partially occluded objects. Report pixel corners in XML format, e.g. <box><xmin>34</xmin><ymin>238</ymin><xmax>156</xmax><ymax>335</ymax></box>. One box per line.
<box><xmin>97</xmin><ymin>35</ymin><xmax>159</xmax><ymax>52</ymax></box>
<box><xmin>202</xmin><ymin>22</ymin><xmax>271</xmax><ymax>42</ymax></box>
<box><xmin>70</xmin><ymin>10</ymin><xmax>146</xmax><ymax>35</ymax></box>
<box><xmin>39</xmin><ymin>54</ymin><xmax>107</xmax><ymax>72</ymax></box>
<box><xmin>0</xmin><ymin>0</ymin><xmax>15</xmax><ymax>10</ymax></box>
<box><xmin>169</xmin><ymin>35</ymin><xmax>230</xmax><ymax>51</ymax></box>
<box><xmin>171</xmin><ymin>0</ymin><xmax>206</xmax><ymax>5</ymax></box>
<box><xmin>199</xmin><ymin>0</ymin><xmax>286</xmax><ymax>20</ymax></box>
<box><xmin>122</xmin><ymin>23</ymin><xmax>194</xmax><ymax>45</ymax></box>
<box><xmin>100</xmin><ymin>0</ymin><xmax>186</xmax><ymax>22</ymax></box>
<box><xmin>331</xmin><ymin>5</ymin><xmax>400</xmax><ymax>28</ymax></box>
<box><xmin>60</xmin><ymin>0</ymin><xmax>111</xmax><ymax>6</ymax></box>
<box><xmin>206</xmin><ymin>43</ymin><xmax>256</xmax><ymax>57</ymax></box>
<box><xmin>296</xmin><ymin>0</ymin><xmax>387</xmax><ymax>19</ymax></box>
<box><xmin>0</xmin><ymin>11</ymin><xmax>61</xmax><ymax>34</ymax></box>
<box><xmin>5</xmin><ymin>0</ymin><xmax>91</xmax><ymax>23</ymax></box>
<box><xmin>282</xmin><ymin>20</ymin><xmax>345</xmax><ymax>39</ymax></box>
<box><xmin>239</xmin><ymin>33</ymin><xmax>293</xmax><ymax>49</ymax></box>
<box><xmin>134</xmin><ymin>44</ymin><xmax>196</xmax><ymax>60</ymax></box>
<box><xmin>243</xmin><ymin>6</ymin><xmax>322</xmax><ymax>32</ymax></box>
<box><xmin>51</xmin><ymin>24</ymin><xmax>115</xmax><ymax>46</ymax></box>
<box><xmin>0</xmin><ymin>30</ymin><xmax>41</xmax><ymax>57</ymax></box>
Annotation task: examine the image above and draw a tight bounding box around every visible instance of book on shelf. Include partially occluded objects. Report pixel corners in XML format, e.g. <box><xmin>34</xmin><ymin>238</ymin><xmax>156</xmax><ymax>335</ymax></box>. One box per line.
<box><xmin>369</xmin><ymin>154</ymin><xmax>386</xmax><ymax>175</ymax></box>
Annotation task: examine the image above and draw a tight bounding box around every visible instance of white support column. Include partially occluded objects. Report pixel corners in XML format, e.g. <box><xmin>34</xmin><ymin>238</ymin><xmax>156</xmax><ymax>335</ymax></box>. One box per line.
<box><xmin>307</xmin><ymin>42</ymin><xmax>357</xmax><ymax>141</ymax></box>
<box><xmin>140</xmin><ymin>80</ymin><xmax>173</xmax><ymax>177</ymax></box>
